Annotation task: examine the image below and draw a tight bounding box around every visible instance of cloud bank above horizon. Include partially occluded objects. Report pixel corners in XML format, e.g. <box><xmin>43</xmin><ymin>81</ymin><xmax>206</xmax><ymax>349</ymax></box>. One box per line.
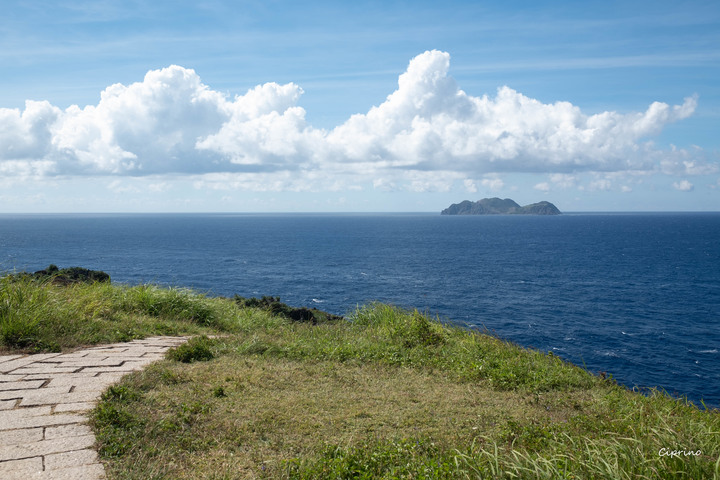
<box><xmin>0</xmin><ymin>50</ymin><xmax>712</xmax><ymax>194</ymax></box>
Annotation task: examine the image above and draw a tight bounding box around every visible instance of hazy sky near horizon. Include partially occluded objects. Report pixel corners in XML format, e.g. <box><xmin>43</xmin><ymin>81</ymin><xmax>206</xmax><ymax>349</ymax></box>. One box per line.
<box><xmin>1</xmin><ymin>0</ymin><xmax>719</xmax><ymax>212</ymax></box>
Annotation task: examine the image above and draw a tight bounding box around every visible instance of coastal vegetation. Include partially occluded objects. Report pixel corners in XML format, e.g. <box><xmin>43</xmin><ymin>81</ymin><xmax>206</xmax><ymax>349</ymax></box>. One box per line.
<box><xmin>1</xmin><ymin>268</ymin><xmax>718</xmax><ymax>478</ymax></box>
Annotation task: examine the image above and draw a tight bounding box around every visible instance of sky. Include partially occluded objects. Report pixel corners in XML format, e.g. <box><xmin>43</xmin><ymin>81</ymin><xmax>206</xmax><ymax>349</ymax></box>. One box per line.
<box><xmin>1</xmin><ymin>0</ymin><xmax>719</xmax><ymax>212</ymax></box>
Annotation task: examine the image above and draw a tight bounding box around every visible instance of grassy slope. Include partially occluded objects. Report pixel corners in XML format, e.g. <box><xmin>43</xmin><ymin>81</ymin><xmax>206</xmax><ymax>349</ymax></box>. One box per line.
<box><xmin>2</xmin><ymin>277</ymin><xmax>718</xmax><ymax>479</ymax></box>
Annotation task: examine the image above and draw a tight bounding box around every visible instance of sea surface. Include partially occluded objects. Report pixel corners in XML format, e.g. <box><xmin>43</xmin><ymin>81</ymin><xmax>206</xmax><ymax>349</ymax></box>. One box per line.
<box><xmin>1</xmin><ymin>212</ymin><xmax>718</xmax><ymax>407</ymax></box>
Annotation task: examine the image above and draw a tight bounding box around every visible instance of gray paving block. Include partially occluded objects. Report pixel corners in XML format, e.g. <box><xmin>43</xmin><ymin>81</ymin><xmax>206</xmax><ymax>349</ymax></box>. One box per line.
<box><xmin>55</xmin><ymin>360</ymin><xmax>125</xmax><ymax>368</ymax></box>
<box><xmin>0</xmin><ymin>399</ymin><xmax>18</xmax><ymax>410</ymax></box>
<box><xmin>0</xmin><ymin>356</ymin><xmax>59</xmax><ymax>374</ymax></box>
<box><xmin>20</xmin><ymin>390</ymin><xmax>99</xmax><ymax>407</ymax></box>
<box><xmin>0</xmin><ymin>406</ymin><xmax>53</xmax><ymax>421</ymax></box>
<box><xmin>0</xmin><ymin>380</ymin><xmax>46</xmax><ymax>392</ymax></box>
<box><xmin>0</xmin><ymin>413</ymin><xmax>86</xmax><ymax>431</ymax></box>
<box><xmin>29</xmin><ymin>462</ymin><xmax>106</xmax><ymax>479</ymax></box>
<box><xmin>0</xmin><ymin>427</ymin><xmax>44</xmax><ymax>447</ymax></box>
<box><xmin>0</xmin><ymin>434</ymin><xmax>96</xmax><ymax>461</ymax></box>
<box><xmin>0</xmin><ymin>456</ymin><xmax>43</xmax><ymax>475</ymax></box>
<box><xmin>0</xmin><ymin>355</ymin><xmax>23</xmax><ymax>364</ymax></box>
<box><xmin>45</xmin><ymin>424</ymin><xmax>94</xmax><ymax>440</ymax></box>
<box><xmin>10</xmin><ymin>366</ymin><xmax>81</xmax><ymax>375</ymax></box>
<box><xmin>44</xmin><ymin>448</ymin><xmax>100</xmax><ymax>470</ymax></box>
<box><xmin>53</xmin><ymin>402</ymin><xmax>96</xmax><ymax>413</ymax></box>
<box><xmin>0</xmin><ymin>336</ymin><xmax>189</xmax><ymax>480</ymax></box>
<box><xmin>1</xmin><ymin>386</ymin><xmax>70</xmax><ymax>402</ymax></box>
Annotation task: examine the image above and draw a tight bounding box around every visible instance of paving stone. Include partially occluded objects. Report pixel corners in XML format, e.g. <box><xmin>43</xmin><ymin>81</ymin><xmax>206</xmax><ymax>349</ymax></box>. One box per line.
<box><xmin>0</xmin><ymin>399</ymin><xmax>18</xmax><ymax>410</ymax></box>
<box><xmin>47</xmin><ymin>377</ymin><xmax>115</xmax><ymax>392</ymax></box>
<box><xmin>0</xmin><ymin>456</ymin><xmax>43</xmax><ymax>475</ymax></box>
<box><xmin>87</xmin><ymin>349</ymin><xmax>150</xmax><ymax>358</ymax></box>
<box><xmin>0</xmin><ymin>405</ymin><xmax>53</xmax><ymax>422</ymax></box>
<box><xmin>51</xmin><ymin>359</ymin><xmax>125</xmax><ymax>368</ymax></box>
<box><xmin>20</xmin><ymin>390</ymin><xmax>103</xmax><ymax>407</ymax></box>
<box><xmin>44</xmin><ymin>448</ymin><xmax>99</xmax><ymax>470</ymax></box>
<box><xmin>0</xmin><ymin>355</ymin><xmax>23</xmax><ymax>364</ymax></box>
<box><xmin>48</xmin><ymin>352</ymin><xmax>91</xmax><ymax>359</ymax></box>
<box><xmin>1</xmin><ymin>386</ymin><xmax>70</xmax><ymax>402</ymax></box>
<box><xmin>82</xmin><ymin>347</ymin><xmax>130</xmax><ymax>354</ymax></box>
<box><xmin>53</xmin><ymin>402</ymin><xmax>96</xmax><ymax>413</ymax></box>
<box><xmin>45</xmin><ymin>424</ymin><xmax>94</xmax><ymax>441</ymax></box>
<box><xmin>81</xmin><ymin>362</ymin><xmax>153</xmax><ymax>373</ymax></box>
<box><xmin>0</xmin><ymin>380</ymin><xmax>46</xmax><ymax>392</ymax></box>
<box><xmin>0</xmin><ymin>427</ymin><xmax>44</xmax><ymax>446</ymax></box>
<box><xmin>30</xmin><ymin>462</ymin><xmax>106</xmax><ymax>479</ymax></box>
<box><xmin>0</xmin><ymin>434</ymin><xmax>96</xmax><ymax>461</ymax></box>
<box><xmin>94</xmin><ymin>372</ymin><xmax>126</xmax><ymax>383</ymax></box>
<box><xmin>0</xmin><ymin>355</ymin><xmax>61</xmax><ymax>374</ymax></box>
<box><xmin>73</xmin><ymin>380</ymin><xmax>121</xmax><ymax>393</ymax></box>
<box><xmin>10</xmin><ymin>366</ymin><xmax>82</xmax><ymax>375</ymax></box>
<box><xmin>0</xmin><ymin>413</ymin><xmax>87</xmax><ymax>431</ymax></box>
<box><xmin>0</xmin><ymin>336</ymin><xmax>189</xmax><ymax>480</ymax></box>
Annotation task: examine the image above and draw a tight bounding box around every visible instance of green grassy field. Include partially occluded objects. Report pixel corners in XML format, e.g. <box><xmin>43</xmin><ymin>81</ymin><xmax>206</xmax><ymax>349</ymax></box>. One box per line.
<box><xmin>2</xmin><ymin>273</ymin><xmax>718</xmax><ymax>479</ymax></box>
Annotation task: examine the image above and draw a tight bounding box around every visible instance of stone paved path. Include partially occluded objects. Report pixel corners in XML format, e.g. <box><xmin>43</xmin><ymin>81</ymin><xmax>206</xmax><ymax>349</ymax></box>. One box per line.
<box><xmin>0</xmin><ymin>336</ymin><xmax>189</xmax><ymax>479</ymax></box>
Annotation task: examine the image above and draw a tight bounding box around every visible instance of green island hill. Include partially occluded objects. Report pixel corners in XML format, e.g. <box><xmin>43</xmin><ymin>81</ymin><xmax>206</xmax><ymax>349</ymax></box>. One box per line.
<box><xmin>1</xmin><ymin>266</ymin><xmax>717</xmax><ymax>479</ymax></box>
<box><xmin>442</xmin><ymin>198</ymin><xmax>561</xmax><ymax>215</ymax></box>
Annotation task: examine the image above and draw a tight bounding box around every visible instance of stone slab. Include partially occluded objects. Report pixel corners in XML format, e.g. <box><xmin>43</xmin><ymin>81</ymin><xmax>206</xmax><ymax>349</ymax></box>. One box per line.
<box><xmin>0</xmin><ymin>456</ymin><xmax>44</xmax><ymax>475</ymax></box>
<box><xmin>0</xmin><ymin>336</ymin><xmax>189</xmax><ymax>479</ymax></box>
<box><xmin>30</xmin><ymin>463</ymin><xmax>106</xmax><ymax>479</ymax></box>
<box><xmin>53</xmin><ymin>402</ymin><xmax>96</xmax><ymax>413</ymax></box>
<box><xmin>45</xmin><ymin>424</ymin><xmax>94</xmax><ymax>440</ymax></box>
<box><xmin>0</xmin><ymin>355</ymin><xmax>23</xmax><ymax>364</ymax></box>
<box><xmin>0</xmin><ymin>399</ymin><xmax>18</xmax><ymax>410</ymax></box>
<box><xmin>10</xmin><ymin>366</ymin><xmax>82</xmax><ymax>375</ymax></box>
<box><xmin>45</xmin><ymin>448</ymin><xmax>99</xmax><ymax>470</ymax></box>
<box><xmin>0</xmin><ymin>427</ymin><xmax>44</xmax><ymax>447</ymax></box>
<box><xmin>1</xmin><ymin>386</ymin><xmax>71</xmax><ymax>402</ymax></box>
<box><xmin>0</xmin><ymin>380</ymin><xmax>46</xmax><ymax>392</ymax></box>
<box><xmin>0</xmin><ymin>413</ymin><xmax>88</xmax><ymax>431</ymax></box>
<box><xmin>0</xmin><ymin>355</ymin><xmax>62</xmax><ymax>374</ymax></box>
<box><xmin>0</xmin><ymin>434</ymin><xmax>95</xmax><ymax>461</ymax></box>
<box><xmin>20</xmin><ymin>390</ymin><xmax>99</xmax><ymax>407</ymax></box>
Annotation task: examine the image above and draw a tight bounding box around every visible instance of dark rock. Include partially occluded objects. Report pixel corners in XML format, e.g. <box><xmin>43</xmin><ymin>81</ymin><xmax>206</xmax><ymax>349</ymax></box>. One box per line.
<box><xmin>32</xmin><ymin>265</ymin><xmax>111</xmax><ymax>284</ymax></box>
<box><xmin>234</xmin><ymin>295</ymin><xmax>344</xmax><ymax>324</ymax></box>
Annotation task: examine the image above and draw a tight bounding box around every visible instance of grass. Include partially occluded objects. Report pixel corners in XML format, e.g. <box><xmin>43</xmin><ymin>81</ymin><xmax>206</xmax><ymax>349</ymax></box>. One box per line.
<box><xmin>0</xmin><ymin>275</ymin><xmax>234</xmax><ymax>352</ymax></box>
<box><xmin>1</xmin><ymin>273</ymin><xmax>718</xmax><ymax>478</ymax></box>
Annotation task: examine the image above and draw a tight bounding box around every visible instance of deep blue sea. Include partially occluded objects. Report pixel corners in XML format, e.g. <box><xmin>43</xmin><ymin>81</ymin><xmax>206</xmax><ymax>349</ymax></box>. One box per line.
<box><xmin>1</xmin><ymin>213</ymin><xmax>718</xmax><ymax>407</ymax></box>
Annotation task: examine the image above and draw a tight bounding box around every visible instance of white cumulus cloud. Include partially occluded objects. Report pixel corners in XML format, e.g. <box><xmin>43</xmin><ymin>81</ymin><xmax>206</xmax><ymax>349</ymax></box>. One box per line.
<box><xmin>0</xmin><ymin>50</ymin><xmax>711</xmax><ymax>193</ymax></box>
<box><xmin>534</xmin><ymin>182</ymin><xmax>551</xmax><ymax>193</ymax></box>
<box><xmin>673</xmin><ymin>180</ymin><xmax>694</xmax><ymax>191</ymax></box>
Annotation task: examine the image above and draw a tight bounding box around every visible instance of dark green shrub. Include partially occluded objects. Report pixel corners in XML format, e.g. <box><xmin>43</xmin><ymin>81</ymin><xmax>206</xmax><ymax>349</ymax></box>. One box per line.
<box><xmin>0</xmin><ymin>317</ymin><xmax>40</xmax><ymax>348</ymax></box>
<box><xmin>167</xmin><ymin>336</ymin><xmax>215</xmax><ymax>363</ymax></box>
<box><xmin>124</xmin><ymin>285</ymin><xmax>218</xmax><ymax>326</ymax></box>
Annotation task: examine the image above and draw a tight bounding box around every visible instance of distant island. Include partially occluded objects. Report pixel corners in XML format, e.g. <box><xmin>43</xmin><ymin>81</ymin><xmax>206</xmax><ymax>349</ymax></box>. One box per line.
<box><xmin>441</xmin><ymin>198</ymin><xmax>561</xmax><ymax>215</ymax></box>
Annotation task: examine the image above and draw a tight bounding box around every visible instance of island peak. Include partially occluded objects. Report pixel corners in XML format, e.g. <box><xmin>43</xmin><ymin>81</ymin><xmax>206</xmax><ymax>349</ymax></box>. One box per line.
<box><xmin>441</xmin><ymin>198</ymin><xmax>561</xmax><ymax>215</ymax></box>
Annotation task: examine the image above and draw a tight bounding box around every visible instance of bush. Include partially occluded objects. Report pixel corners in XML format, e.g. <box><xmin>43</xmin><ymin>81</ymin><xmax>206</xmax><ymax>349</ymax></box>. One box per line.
<box><xmin>166</xmin><ymin>336</ymin><xmax>215</xmax><ymax>363</ymax></box>
<box><xmin>0</xmin><ymin>276</ymin><xmax>47</xmax><ymax>349</ymax></box>
<box><xmin>122</xmin><ymin>285</ymin><xmax>218</xmax><ymax>326</ymax></box>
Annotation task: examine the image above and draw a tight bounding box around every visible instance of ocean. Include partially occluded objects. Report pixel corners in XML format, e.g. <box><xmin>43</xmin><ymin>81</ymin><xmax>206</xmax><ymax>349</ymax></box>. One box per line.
<box><xmin>1</xmin><ymin>212</ymin><xmax>718</xmax><ymax>407</ymax></box>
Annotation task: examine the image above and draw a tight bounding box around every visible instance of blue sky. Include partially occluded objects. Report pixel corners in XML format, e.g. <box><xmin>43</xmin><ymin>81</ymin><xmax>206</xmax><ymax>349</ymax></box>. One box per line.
<box><xmin>1</xmin><ymin>0</ymin><xmax>718</xmax><ymax>212</ymax></box>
